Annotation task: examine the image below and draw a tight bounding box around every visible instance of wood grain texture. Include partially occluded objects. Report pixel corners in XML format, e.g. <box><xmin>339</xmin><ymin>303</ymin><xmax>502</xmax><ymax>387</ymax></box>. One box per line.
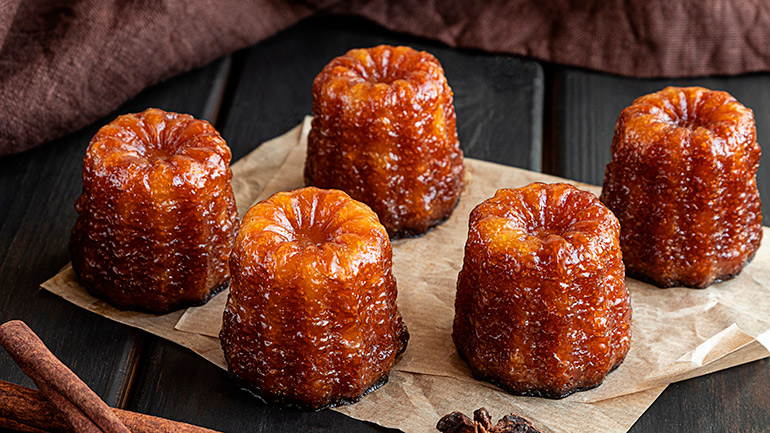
<box><xmin>630</xmin><ymin>358</ymin><xmax>770</xmax><ymax>432</ymax></box>
<box><xmin>548</xmin><ymin>69</ymin><xmax>770</xmax><ymax>433</ymax></box>
<box><xmin>123</xmin><ymin>14</ymin><xmax>543</xmax><ymax>433</ymax></box>
<box><xmin>0</xmin><ymin>55</ymin><xmax>230</xmax><ymax>433</ymax></box>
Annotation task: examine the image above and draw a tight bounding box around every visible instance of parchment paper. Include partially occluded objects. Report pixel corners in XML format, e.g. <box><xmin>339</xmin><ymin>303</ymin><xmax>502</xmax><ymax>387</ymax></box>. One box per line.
<box><xmin>42</xmin><ymin>118</ymin><xmax>770</xmax><ymax>433</ymax></box>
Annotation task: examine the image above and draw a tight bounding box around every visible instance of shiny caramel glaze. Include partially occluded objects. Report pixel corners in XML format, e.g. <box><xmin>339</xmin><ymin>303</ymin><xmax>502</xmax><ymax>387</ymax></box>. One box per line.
<box><xmin>305</xmin><ymin>45</ymin><xmax>465</xmax><ymax>238</ymax></box>
<box><xmin>220</xmin><ymin>187</ymin><xmax>409</xmax><ymax>410</ymax></box>
<box><xmin>453</xmin><ymin>183</ymin><xmax>631</xmax><ymax>399</ymax></box>
<box><xmin>70</xmin><ymin>108</ymin><xmax>238</xmax><ymax>314</ymax></box>
<box><xmin>601</xmin><ymin>87</ymin><xmax>762</xmax><ymax>288</ymax></box>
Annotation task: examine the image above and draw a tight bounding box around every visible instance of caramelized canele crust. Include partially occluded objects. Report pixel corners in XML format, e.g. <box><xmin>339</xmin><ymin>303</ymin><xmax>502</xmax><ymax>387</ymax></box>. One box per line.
<box><xmin>70</xmin><ymin>108</ymin><xmax>238</xmax><ymax>314</ymax></box>
<box><xmin>601</xmin><ymin>86</ymin><xmax>762</xmax><ymax>288</ymax></box>
<box><xmin>453</xmin><ymin>183</ymin><xmax>631</xmax><ymax>399</ymax></box>
<box><xmin>220</xmin><ymin>187</ymin><xmax>408</xmax><ymax>410</ymax></box>
<box><xmin>305</xmin><ymin>45</ymin><xmax>465</xmax><ymax>238</ymax></box>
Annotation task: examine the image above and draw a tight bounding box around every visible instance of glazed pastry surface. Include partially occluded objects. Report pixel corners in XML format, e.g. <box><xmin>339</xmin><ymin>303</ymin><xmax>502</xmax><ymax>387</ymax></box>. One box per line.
<box><xmin>453</xmin><ymin>183</ymin><xmax>631</xmax><ymax>398</ymax></box>
<box><xmin>70</xmin><ymin>108</ymin><xmax>238</xmax><ymax>314</ymax></box>
<box><xmin>601</xmin><ymin>86</ymin><xmax>762</xmax><ymax>288</ymax></box>
<box><xmin>221</xmin><ymin>187</ymin><xmax>408</xmax><ymax>410</ymax></box>
<box><xmin>305</xmin><ymin>45</ymin><xmax>465</xmax><ymax>238</ymax></box>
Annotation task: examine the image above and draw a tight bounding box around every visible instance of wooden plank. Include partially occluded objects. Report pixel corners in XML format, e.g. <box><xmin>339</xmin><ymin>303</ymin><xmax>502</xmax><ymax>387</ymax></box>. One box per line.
<box><xmin>547</xmin><ymin>70</ymin><xmax>770</xmax><ymax>218</ymax></box>
<box><xmin>631</xmin><ymin>358</ymin><xmax>770</xmax><ymax>432</ymax></box>
<box><xmin>125</xmin><ymin>14</ymin><xmax>544</xmax><ymax>432</ymax></box>
<box><xmin>548</xmin><ymin>69</ymin><xmax>770</xmax><ymax>432</ymax></box>
<box><xmin>0</xmin><ymin>55</ymin><xmax>230</xmax><ymax>420</ymax></box>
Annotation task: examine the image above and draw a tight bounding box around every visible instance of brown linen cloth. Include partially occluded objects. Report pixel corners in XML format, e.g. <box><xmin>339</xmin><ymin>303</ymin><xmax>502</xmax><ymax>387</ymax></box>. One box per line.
<box><xmin>2</xmin><ymin>0</ymin><xmax>770</xmax><ymax>155</ymax></box>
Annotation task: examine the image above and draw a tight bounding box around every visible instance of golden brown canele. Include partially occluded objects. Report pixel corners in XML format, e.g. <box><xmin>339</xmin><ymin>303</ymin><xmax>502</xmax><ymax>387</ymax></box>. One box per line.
<box><xmin>305</xmin><ymin>45</ymin><xmax>465</xmax><ymax>238</ymax></box>
<box><xmin>453</xmin><ymin>183</ymin><xmax>631</xmax><ymax>399</ymax></box>
<box><xmin>220</xmin><ymin>187</ymin><xmax>409</xmax><ymax>410</ymax></box>
<box><xmin>70</xmin><ymin>108</ymin><xmax>238</xmax><ymax>314</ymax></box>
<box><xmin>601</xmin><ymin>86</ymin><xmax>763</xmax><ymax>288</ymax></box>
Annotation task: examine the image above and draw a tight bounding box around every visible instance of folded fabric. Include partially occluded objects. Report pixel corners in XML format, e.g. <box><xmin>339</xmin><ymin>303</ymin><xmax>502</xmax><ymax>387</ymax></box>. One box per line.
<box><xmin>2</xmin><ymin>0</ymin><xmax>768</xmax><ymax>155</ymax></box>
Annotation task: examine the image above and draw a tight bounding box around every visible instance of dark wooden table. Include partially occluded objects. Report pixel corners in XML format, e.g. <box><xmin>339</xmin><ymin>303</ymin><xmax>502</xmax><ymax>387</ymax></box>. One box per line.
<box><xmin>1</xmin><ymin>15</ymin><xmax>769</xmax><ymax>433</ymax></box>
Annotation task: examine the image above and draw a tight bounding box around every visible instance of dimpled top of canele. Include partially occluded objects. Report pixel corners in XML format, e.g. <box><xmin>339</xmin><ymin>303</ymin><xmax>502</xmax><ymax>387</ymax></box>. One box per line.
<box><xmin>614</xmin><ymin>86</ymin><xmax>756</xmax><ymax>163</ymax></box>
<box><xmin>469</xmin><ymin>183</ymin><xmax>621</xmax><ymax>279</ymax></box>
<box><xmin>83</xmin><ymin>108</ymin><xmax>231</xmax><ymax>194</ymax></box>
<box><xmin>313</xmin><ymin>45</ymin><xmax>449</xmax><ymax>108</ymax></box>
<box><xmin>233</xmin><ymin>187</ymin><xmax>391</xmax><ymax>289</ymax></box>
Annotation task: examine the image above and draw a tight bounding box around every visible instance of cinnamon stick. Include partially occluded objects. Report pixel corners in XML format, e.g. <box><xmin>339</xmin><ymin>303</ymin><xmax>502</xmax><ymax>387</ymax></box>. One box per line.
<box><xmin>0</xmin><ymin>379</ymin><xmax>71</xmax><ymax>433</ymax></box>
<box><xmin>36</xmin><ymin>380</ymin><xmax>103</xmax><ymax>433</ymax></box>
<box><xmin>0</xmin><ymin>320</ymin><xmax>129</xmax><ymax>433</ymax></box>
<box><xmin>0</xmin><ymin>417</ymin><xmax>52</xmax><ymax>433</ymax></box>
<box><xmin>0</xmin><ymin>380</ymin><xmax>222</xmax><ymax>433</ymax></box>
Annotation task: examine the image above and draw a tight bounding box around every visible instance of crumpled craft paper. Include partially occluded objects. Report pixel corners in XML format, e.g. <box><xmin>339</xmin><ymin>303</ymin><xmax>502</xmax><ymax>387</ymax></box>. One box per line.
<box><xmin>43</xmin><ymin>118</ymin><xmax>770</xmax><ymax>433</ymax></box>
